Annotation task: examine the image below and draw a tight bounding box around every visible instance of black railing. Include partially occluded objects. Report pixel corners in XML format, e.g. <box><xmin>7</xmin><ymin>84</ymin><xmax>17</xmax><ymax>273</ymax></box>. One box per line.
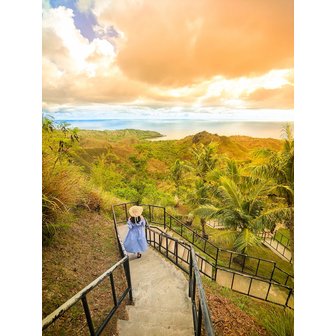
<box><xmin>260</xmin><ymin>231</ymin><xmax>293</xmax><ymax>263</ymax></box>
<box><xmin>216</xmin><ymin>264</ymin><xmax>294</xmax><ymax>308</ymax></box>
<box><xmin>113</xmin><ymin>202</ymin><xmax>294</xmax><ymax>287</ymax></box>
<box><xmin>42</xmin><ymin>209</ymin><xmax>133</xmax><ymax>335</ymax></box>
<box><xmin>147</xmin><ymin>225</ymin><xmax>294</xmax><ymax>310</ymax></box>
<box><xmin>145</xmin><ymin>225</ymin><xmax>214</xmax><ymax>336</ymax></box>
<box><xmin>113</xmin><ymin>202</ymin><xmax>294</xmax><ymax>309</ymax></box>
<box><xmin>157</xmin><ymin>207</ymin><xmax>293</xmax><ymax>288</ymax></box>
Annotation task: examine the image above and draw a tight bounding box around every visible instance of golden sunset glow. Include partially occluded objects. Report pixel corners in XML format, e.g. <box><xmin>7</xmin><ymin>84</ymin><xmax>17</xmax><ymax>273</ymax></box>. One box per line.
<box><xmin>42</xmin><ymin>0</ymin><xmax>294</xmax><ymax>112</ymax></box>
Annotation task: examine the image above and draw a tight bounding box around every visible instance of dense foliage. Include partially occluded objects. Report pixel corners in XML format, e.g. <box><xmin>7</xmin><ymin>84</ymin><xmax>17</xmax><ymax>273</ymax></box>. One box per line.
<box><xmin>42</xmin><ymin>117</ymin><xmax>293</xmax><ymax>257</ymax></box>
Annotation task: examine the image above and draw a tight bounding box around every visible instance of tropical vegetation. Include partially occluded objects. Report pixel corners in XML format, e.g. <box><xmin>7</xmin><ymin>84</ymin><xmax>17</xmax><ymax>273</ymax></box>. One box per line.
<box><xmin>42</xmin><ymin>117</ymin><xmax>294</xmax><ymax>335</ymax></box>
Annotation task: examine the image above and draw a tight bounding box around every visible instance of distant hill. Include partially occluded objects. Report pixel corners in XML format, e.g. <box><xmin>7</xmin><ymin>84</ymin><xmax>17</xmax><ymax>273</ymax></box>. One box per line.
<box><xmin>177</xmin><ymin>131</ymin><xmax>282</xmax><ymax>160</ymax></box>
<box><xmin>72</xmin><ymin>129</ymin><xmax>282</xmax><ymax>170</ymax></box>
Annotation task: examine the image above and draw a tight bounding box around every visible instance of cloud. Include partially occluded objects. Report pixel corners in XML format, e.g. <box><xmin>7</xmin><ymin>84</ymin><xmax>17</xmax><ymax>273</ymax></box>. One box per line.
<box><xmin>42</xmin><ymin>1</ymin><xmax>294</xmax><ymax>111</ymax></box>
<box><xmin>76</xmin><ymin>0</ymin><xmax>94</xmax><ymax>12</ymax></box>
<box><xmin>244</xmin><ymin>84</ymin><xmax>294</xmax><ymax>109</ymax></box>
<box><xmin>94</xmin><ymin>0</ymin><xmax>293</xmax><ymax>86</ymax></box>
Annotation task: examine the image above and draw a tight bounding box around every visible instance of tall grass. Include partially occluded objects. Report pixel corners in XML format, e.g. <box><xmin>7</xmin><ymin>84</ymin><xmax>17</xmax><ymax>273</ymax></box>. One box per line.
<box><xmin>42</xmin><ymin>119</ymin><xmax>125</xmax><ymax>244</ymax></box>
<box><xmin>262</xmin><ymin>308</ymin><xmax>294</xmax><ymax>336</ymax></box>
<box><xmin>42</xmin><ymin>154</ymin><xmax>84</xmax><ymax>243</ymax></box>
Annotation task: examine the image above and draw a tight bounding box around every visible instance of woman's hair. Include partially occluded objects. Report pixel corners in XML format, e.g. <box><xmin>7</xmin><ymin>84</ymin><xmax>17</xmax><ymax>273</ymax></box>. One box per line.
<box><xmin>130</xmin><ymin>216</ymin><xmax>141</xmax><ymax>224</ymax></box>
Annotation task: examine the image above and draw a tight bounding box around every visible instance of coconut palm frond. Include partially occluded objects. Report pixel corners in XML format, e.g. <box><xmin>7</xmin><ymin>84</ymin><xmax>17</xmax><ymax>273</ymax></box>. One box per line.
<box><xmin>247</xmin><ymin>180</ymin><xmax>273</xmax><ymax>215</ymax></box>
<box><xmin>255</xmin><ymin>206</ymin><xmax>292</xmax><ymax>229</ymax></box>
<box><xmin>268</xmin><ymin>184</ymin><xmax>294</xmax><ymax>198</ymax></box>
<box><xmin>219</xmin><ymin>177</ymin><xmax>242</xmax><ymax>209</ymax></box>
<box><xmin>252</xmin><ymin>148</ymin><xmax>274</xmax><ymax>159</ymax></box>
<box><xmin>192</xmin><ymin>205</ymin><xmax>219</xmax><ymax>218</ymax></box>
<box><xmin>233</xmin><ymin>228</ymin><xmax>261</xmax><ymax>254</ymax></box>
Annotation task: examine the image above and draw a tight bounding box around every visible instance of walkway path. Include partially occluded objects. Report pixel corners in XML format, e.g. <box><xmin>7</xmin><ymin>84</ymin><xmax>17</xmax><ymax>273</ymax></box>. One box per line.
<box><xmin>117</xmin><ymin>225</ymin><xmax>194</xmax><ymax>336</ymax></box>
<box><xmin>262</xmin><ymin>236</ymin><xmax>292</xmax><ymax>262</ymax></box>
<box><xmin>166</xmin><ymin>229</ymin><xmax>293</xmax><ymax>309</ymax></box>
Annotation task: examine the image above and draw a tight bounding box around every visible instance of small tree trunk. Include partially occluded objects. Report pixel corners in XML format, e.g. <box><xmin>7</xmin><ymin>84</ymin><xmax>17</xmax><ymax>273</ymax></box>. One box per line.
<box><xmin>201</xmin><ymin>217</ymin><xmax>207</xmax><ymax>238</ymax></box>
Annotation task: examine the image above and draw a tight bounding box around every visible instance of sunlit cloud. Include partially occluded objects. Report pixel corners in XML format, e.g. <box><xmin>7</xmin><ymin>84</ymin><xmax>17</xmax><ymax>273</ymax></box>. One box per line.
<box><xmin>42</xmin><ymin>0</ymin><xmax>294</xmax><ymax>116</ymax></box>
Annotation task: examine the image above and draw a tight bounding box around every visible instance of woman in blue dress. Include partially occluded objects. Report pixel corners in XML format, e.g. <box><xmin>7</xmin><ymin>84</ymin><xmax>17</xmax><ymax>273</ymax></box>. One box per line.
<box><xmin>123</xmin><ymin>206</ymin><xmax>148</xmax><ymax>258</ymax></box>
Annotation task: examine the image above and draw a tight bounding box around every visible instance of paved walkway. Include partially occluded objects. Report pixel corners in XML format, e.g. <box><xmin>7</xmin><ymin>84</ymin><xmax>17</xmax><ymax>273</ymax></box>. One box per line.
<box><xmin>262</xmin><ymin>237</ymin><xmax>292</xmax><ymax>262</ymax></box>
<box><xmin>166</xmin><ymin>229</ymin><xmax>293</xmax><ymax>309</ymax></box>
<box><xmin>117</xmin><ymin>225</ymin><xmax>194</xmax><ymax>336</ymax></box>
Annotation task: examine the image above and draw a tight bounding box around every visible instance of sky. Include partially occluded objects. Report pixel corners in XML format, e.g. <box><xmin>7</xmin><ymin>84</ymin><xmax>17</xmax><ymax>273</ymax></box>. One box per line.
<box><xmin>42</xmin><ymin>0</ymin><xmax>294</xmax><ymax>120</ymax></box>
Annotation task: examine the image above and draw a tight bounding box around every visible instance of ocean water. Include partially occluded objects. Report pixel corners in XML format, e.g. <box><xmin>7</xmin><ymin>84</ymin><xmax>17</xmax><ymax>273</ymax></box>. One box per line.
<box><xmin>54</xmin><ymin>119</ymin><xmax>293</xmax><ymax>140</ymax></box>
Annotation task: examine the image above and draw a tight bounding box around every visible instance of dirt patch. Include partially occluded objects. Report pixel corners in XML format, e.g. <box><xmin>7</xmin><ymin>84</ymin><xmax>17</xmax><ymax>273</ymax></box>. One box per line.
<box><xmin>205</xmin><ymin>293</ymin><xmax>268</xmax><ymax>336</ymax></box>
<box><xmin>42</xmin><ymin>210</ymin><xmax>129</xmax><ymax>335</ymax></box>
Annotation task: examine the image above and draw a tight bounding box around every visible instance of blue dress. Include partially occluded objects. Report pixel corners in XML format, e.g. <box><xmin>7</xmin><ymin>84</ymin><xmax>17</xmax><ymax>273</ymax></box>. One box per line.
<box><xmin>123</xmin><ymin>217</ymin><xmax>148</xmax><ymax>253</ymax></box>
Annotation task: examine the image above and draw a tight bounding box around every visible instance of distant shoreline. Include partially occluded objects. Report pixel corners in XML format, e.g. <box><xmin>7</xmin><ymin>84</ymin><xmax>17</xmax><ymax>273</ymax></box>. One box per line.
<box><xmin>55</xmin><ymin>119</ymin><xmax>293</xmax><ymax>140</ymax></box>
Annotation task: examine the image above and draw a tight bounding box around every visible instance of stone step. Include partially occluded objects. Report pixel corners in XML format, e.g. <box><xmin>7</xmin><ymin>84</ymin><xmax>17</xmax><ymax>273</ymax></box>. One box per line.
<box><xmin>118</xmin><ymin>320</ymin><xmax>194</xmax><ymax>336</ymax></box>
<box><xmin>126</xmin><ymin>306</ymin><xmax>193</xmax><ymax>328</ymax></box>
<box><xmin>131</xmin><ymin>294</ymin><xmax>191</xmax><ymax>311</ymax></box>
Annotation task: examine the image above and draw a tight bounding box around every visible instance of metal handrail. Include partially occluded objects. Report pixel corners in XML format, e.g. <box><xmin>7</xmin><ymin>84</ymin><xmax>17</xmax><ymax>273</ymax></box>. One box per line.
<box><xmin>146</xmin><ymin>225</ymin><xmax>214</xmax><ymax>335</ymax></box>
<box><xmin>274</xmin><ymin>230</ymin><xmax>291</xmax><ymax>247</ymax></box>
<box><xmin>42</xmin><ymin>256</ymin><xmax>128</xmax><ymax>331</ymax></box>
<box><xmin>189</xmin><ymin>248</ymin><xmax>215</xmax><ymax>336</ymax></box>
<box><xmin>163</xmin><ymin>210</ymin><xmax>294</xmax><ymax>286</ymax></box>
<box><xmin>260</xmin><ymin>230</ymin><xmax>293</xmax><ymax>262</ymax></box>
<box><xmin>113</xmin><ymin>202</ymin><xmax>294</xmax><ymax>308</ymax></box>
<box><xmin>112</xmin><ymin>202</ymin><xmax>294</xmax><ymax>284</ymax></box>
<box><xmin>148</xmin><ymin>225</ymin><xmax>294</xmax><ymax>309</ymax></box>
<box><xmin>42</xmin><ymin>208</ymin><xmax>133</xmax><ymax>335</ymax></box>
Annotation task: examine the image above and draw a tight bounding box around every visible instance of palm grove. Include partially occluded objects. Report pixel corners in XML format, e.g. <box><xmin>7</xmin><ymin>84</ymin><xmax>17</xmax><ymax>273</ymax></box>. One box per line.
<box><xmin>42</xmin><ymin>117</ymin><xmax>293</xmax><ymax>263</ymax></box>
<box><xmin>171</xmin><ymin>125</ymin><xmax>294</xmax><ymax>260</ymax></box>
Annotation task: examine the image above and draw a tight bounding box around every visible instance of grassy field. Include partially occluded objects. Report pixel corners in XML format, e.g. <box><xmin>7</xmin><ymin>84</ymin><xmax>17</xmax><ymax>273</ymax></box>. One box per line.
<box><xmin>158</xmin><ymin>215</ymin><xmax>294</xmax><ymax>288</ymax></box>
<box><xmin>274</xmin><ymin>228</ymin><xmax>291</xmax><ymax>247</ymax></box>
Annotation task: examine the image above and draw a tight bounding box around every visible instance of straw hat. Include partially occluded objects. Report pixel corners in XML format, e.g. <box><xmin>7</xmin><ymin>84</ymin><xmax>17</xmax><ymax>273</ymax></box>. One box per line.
<box><xmin>129</xmin><ymin>205</ymin><xmax>143</xmax><ymax>217</ymax></box>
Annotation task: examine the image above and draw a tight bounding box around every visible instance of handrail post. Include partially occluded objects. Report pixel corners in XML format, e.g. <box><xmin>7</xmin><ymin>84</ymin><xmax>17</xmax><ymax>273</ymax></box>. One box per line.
<box><xmin>197</xmin><ymin>300</ymin><xmax>202</xmax><ymax>336</ymax></box>
<box><xmin>109</xmin><ymin>273</ymin><xmax>118</xmax><ymax>307</ymax></box>
<box><xmin>148</xmin><ymin>204</ymin><xmax>152</xmax><ymax>222</ymax></box>
<box><xmin>164</xmin><ymin>207</ymin><xmax>166</xmax><ymax>229</ymax></box>
<box><xmin>214</xmin><ymin>248</ymin><xmax>219</xmax><ymax>281</ymax></box>
<box><xmin>189</xmin><ymin>252</ymin><xmax>193</xmax><ymax>297</ymax></box>
<box><xmin>270</xmin><ymin>263</ymin><xmax>276</xmax><ymax>282</ymax></box>
<box><xmin>81</xmin><ymin>295</ymin><xmax>95</xmax><ymax>336</ymax></box>
<box><xmin>124</xmin><ymin>203</ymin><xmax>127</xmax><ymax>221</ymax></box>
<box><xmin>285</xmin><ymin>288</ymin><xmax>293</xmax><ymax>307</ymax></box>
<box><xmin>124</xmin><ymin>257</ymin><xmax>133</xmax><ymax>303</ymax></box>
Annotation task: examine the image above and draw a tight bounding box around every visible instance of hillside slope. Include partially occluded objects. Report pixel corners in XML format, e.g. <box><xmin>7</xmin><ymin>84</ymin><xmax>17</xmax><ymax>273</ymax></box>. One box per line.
<box><xmin>42</xmin><ymin>210</ymin><xmax>128</xmax><ymax>335</ymax></box>
<box><xmin>74</xmin><ymin>129</ymin><xmax>282</xmax><ymax>167</ymax></box>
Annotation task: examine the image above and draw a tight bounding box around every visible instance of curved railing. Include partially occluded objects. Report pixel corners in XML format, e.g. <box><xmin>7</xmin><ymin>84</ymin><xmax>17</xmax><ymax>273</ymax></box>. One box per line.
<box><xmin>260</xmin><ymin>230</ymin><xmax>293</xmax><ymax>263</ymax></box>
<box><xmin>113</xmin><ymin>202</ymin><xmax>294</xmax><ymax>309</ymax></box>
<box><xmin>144</xmin><ymin>224</ymin><xmax>214</xmax><ymax>336</ymax></box>
<box><xmin>42</xmin><ymin>212</ymin><xmax>133</xmax><ymax>335</ymax></box>
<box><xmin>113</xmin><ymin>202</ymin><xmax>293</xmax><ymax>286</ymax></box>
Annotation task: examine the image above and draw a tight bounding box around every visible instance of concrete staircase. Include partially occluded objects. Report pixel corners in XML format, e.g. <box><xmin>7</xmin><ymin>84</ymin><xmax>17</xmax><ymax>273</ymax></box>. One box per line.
<box><xmin>117</xmin><ymin>225</ymin><xmax>194</xmax><ymax>336</ymax></box>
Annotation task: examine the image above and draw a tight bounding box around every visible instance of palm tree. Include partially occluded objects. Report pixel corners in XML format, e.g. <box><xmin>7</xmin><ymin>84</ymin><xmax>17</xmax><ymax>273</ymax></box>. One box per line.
<box><xmin>186</xmin><ymin>179</ymin><xmax>212</xmax><ymax>238</ymax></box>
<box><xmin>193</xmin><ymin>167</ymin><xmax>277</xmax><ymax>254</ymax></box>
<box><xmin>187</xmin><ymin>143</ymin><xmax>218</xmax><ymax>237</ymax></box>
<box><xmin>170</xmin><ymin>159</ymin><xmax>191</xmax><ymax>199</ymax></box>
<box><xmin>191</xmin><ymin>142</ymin><xmax>218</xmax><ymax>182</ymax></box>
<box><xmin>252</xmin><ymin>124</ymin><xmax>294</xmax><ymax>260</ymax></box>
